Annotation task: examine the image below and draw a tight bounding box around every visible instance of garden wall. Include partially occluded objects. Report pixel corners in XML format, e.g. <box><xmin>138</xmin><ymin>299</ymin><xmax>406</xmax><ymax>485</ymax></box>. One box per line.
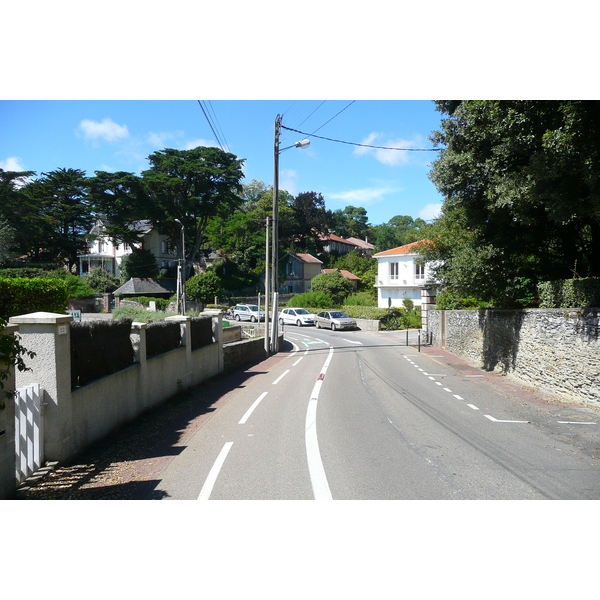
<box><xmin>428</xmin><ymin>308</ymin><xmax>600</xmax><ymax>407</ymax></box>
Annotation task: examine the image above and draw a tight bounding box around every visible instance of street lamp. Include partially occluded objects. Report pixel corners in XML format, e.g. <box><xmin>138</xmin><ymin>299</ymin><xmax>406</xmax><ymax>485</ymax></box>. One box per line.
<box><xmin>174</xmin><ymin>219</ymin><xmax>186</xmax><ymax>315</ymax></box>
<box><xmin>270</xmin><ymin>114</ymin><xmax>310</xmax><ymax>354</ymax></box>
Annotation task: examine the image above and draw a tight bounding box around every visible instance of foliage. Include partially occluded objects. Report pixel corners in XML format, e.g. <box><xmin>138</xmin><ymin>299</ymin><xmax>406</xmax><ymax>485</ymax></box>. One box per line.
<box><xmin>186</xmin><ymin>270</ymin><xmax>224</xmax><ymax>304</ymax></box>
<box><xmin>111</xmin><ymin>305</ymin><xmax>176</xmax><ymax>322</ymax></box>
<box><xmin>331</xmin><ymin>251</ymin><xmax>377</xmax><ymax>292</ymax></box>
<box><xmin>343</xmin><ymin>291</ymin><xmax>377</xmax><ymax>306</ymax></box>
<box><xmin>0</xmin><ymin>319</ymin><xmax>36</xmax><ymax>405</ymax></box>
<box><xmin>84</xmin><ymin>267</ymin><xmax>121</xmax><ymax>294</ymax></box>
<box><xmin>47</xmin><ymin>269</ymin><xmax>96</xmax><ymax>299</ymax></box>
<box><xmin>141</xmin><ymin>146</ymin><xmax>245</xmax><ymax>275</ymax></box>
<box><xmin>371</xmin><ymin>215</ymin><xmax>431</xmax><ymax>252</ymax></box>
<box><xmin>145</xmin><ymin>320</ymin><xmax>181</xmax><ymax>358</ymax></box>
<box><xmin>0</xmin><ymin>277</ymin><xmax>70</xmax><ymax>320</ymax></box>
<box><xmin>119</xmin><ymin>249</ymin><xmax>159</xmax><ymax>280</ymax></box>
<box><xmin>124</xmin><ymin>296</ymin><xmax>173</xmax><ymax>311</ymax></box>
<box><xmin>331</xmin><ymin>205</ymin><xmax>369</xmax><ymax>239</ymax></box>
<box><xmin>537</xmin><ymin>277</ymin><xmax>600</xmax><ymax>308</ymax></box>
<box><xmin>434</xmin><ymin>290</ymin><xmax>488</xmax><ymax>310</ymax></box>
<box><xmin>285</xmin><ymin>291</ymin><xmax>333</xmax><ymax>310</ymax></box>
<box><xmin>310</xmin><ymin>270</ymin><xmax>354</xmax><ymax>304</ymax></box>
<box><xmin>427</xmin><ymin>100</ymin><xmax>600</xmax><ymax>307</ymax></box>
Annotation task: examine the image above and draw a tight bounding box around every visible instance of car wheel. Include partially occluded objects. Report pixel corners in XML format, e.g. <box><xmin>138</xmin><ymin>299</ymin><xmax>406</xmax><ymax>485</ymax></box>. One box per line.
<box><xmin>331</xmin><ymin>323</ymin><xmax>336</xmax><ymax>331</ymax></box>
<box><xmin>315</xmin><ymin>321</ymin><xmax>320</xmax><ymax>328</ymax></box>
<box><xmin>235</xmin><ymin>314</ymin><xmax>240</xmax><ymax>321</ymax></box>
<box><xmin>296</xmin><ymin>320</ymin><xmax>302</xmax><ymax>327</ymax></box>
<box><xmin>251</xmin><ymin>316</ymin><xmax>257</xmax><ymax>322</ymax></box>
<box><xmin>279</xmin><ymin>318</ymin><xmax>284</xmax><ymax>325</ymax></box>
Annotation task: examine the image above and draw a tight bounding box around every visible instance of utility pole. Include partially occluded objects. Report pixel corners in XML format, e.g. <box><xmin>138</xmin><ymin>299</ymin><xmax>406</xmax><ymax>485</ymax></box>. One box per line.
<box><xmin>264</xmin><ymin>216</ymin><xmax>270</xmax><ymax>356</ymax></box>
<box><xmin>271</xmin><ymin>115</ymin><xmax>282</xmax><ymax>354</ymax></box>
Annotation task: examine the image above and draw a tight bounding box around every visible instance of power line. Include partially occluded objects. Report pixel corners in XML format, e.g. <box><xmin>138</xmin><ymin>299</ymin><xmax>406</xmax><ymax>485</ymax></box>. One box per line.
<box><xmin>280</xmin><ymin>124</ymin><xmax>443</xmax><ymax>151</ymax></box>
<box><xmin>308</xmin><ymin>100</ymin><xmax>355</xmax><ymax>136</ymax></box>
<box><xmin>197</xmin><ymin>101</ymin><xmax>228</xmax><ymax>152</ymax></box>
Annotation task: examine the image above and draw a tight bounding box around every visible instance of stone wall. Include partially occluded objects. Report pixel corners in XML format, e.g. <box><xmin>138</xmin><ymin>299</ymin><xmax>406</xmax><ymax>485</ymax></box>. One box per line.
<box><xmin>428</xmin><ymin>308</ymin><xmax>600</xmax><ymax>407</ymax></box>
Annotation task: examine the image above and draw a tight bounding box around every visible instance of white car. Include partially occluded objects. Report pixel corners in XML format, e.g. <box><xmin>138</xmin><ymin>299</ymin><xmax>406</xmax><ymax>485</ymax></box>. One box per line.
<box><xmin>232</xmin><ymin>304</ymin><xmax>266</xmax><ymax>322</ymax></box>
<box><xmin>278</xmin><ymin>307</ymin><xmax>315</xmax><ymax>327</ymax></box>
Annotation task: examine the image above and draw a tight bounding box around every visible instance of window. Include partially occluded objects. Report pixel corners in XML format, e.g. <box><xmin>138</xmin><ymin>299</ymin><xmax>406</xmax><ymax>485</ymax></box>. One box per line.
<box><xmin>415</xmin><ymin>263</ymin><xmax>425</xmax><ymax>280</ymax></box>
<box><xmin>390</xmin><ymin>262</ymin><xmax>399</xmax><ymax>280</ymax></box>
<box><xmin>162</xmin><ymin>240</ymin><xmax>174</xmax><ymax>255</ymax></box>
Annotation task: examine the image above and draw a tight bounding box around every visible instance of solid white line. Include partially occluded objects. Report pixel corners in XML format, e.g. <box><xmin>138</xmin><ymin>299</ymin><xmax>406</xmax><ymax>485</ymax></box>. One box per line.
<box><xmin>484</xmin><ymin>415</ymin><xmax>529</xmax><ymax>423</ymax></box>
<box><xmin>557</xmin><ymin>421</ymin><xmax>597</xmax><ymax>425</ymax></box>
<box><xmin>272</xmin><ymin>370</ymin><xmax>290</xmax><ymax>385</ymax></box>
<box><xmin>305</xmin><ymin>347</ymin><xmax>334</xmax><ymax>501</ymax></box>
<box><xmin>197</xmin><ymin>442</ymin><xmax>233</xmax><ymax>500</ymax></box>
<box><xmin>238</xmin><ymin>392</ymin><xmax>268</xmax><ymax>425</ymax></box>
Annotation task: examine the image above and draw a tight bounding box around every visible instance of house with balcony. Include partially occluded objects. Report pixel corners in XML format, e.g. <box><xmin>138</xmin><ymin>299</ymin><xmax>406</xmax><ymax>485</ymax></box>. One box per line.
<box><xmin>373</xmin><ymin>239</ymin><xmax>437</xmax><ymax>308</ymax></box>
<box><xmin>78</xmin><ymin>219</ymin><xmax>179</xmax><ymax>278</ymax></box>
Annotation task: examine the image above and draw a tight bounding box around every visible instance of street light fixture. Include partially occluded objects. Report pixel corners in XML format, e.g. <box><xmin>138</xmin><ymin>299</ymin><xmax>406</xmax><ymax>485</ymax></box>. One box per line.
<box><xmin>270</xmin><ymin>115</ymin><xmax>310</xmax><ymax>354</ymax></box>
<box><xmin>174</xmin><ymin>218</ymin><xmax>186</xmax><ymax>315</ymax></box>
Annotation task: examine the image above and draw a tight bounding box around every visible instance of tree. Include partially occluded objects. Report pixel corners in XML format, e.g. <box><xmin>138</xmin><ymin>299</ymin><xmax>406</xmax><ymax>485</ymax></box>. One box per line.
<box><xmin>141</xmin><ymin>147</ymin><xmax>245</xmax><ymax>276</ymax></box>
<box><xmin>85</xmin><ymin>267</ymin><xmax>121</xmax><ymax>293</ymax></box>
<box><xmin>0</xmin><ymin>219</ymin><xmax>17</xmax><ymax>265</ymax></box>
<box><xmin>426</xmin><ymin>100</ymin><xmax>600</xmax><ymax>307</ymax></box>
<box><xmin>283</xmin><ymin>191</ymin><xmax>334</xmax><ymax>252</ymax></box>
<box><xmin>119</xmin><ymin>249</ymin><xmax>159</xmax><ymax>280</ymax></box>
<box><xmin>186</xmin><ymin>270</ymin><xmax>224</xmax><ymax>304</ymax></box>
<box><xmin>310</xmin><ymin>270</ymin><xmax>353</xmax><ymax>305</ymax></box>
<box><xmin>24</xmin><ymin>168</ymin><xmax>93</xmax><ymax>271</ymax></box>
<box><xmin>331</xmin><ymin>205</ymin><xmax>370</xmax><ymax>239</ymax></box>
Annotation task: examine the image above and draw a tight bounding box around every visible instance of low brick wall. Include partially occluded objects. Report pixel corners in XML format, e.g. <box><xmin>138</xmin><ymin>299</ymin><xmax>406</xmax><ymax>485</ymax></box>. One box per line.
<box><xmin>428</xmin><ymin>308</ymin><xmax>600</xmax><ymax>407</ymax></box>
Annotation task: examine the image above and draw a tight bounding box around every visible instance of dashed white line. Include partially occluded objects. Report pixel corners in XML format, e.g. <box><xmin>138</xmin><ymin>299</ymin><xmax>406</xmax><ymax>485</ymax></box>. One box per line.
<box><xmin>238</xmin><ymin>392</ymin><xmax>268</xmax><ymax>425</ymax></box>
<box><xmin>443</xmin><ymin>387</ymin><xmax>452</xmax><ymax>392</ymax></box>
<box><xmin>557</xmin><ymin>421</ymin><xmax>597</xmax><ymax>425</ymax></box>
<box><xmin>453</xmin><ymin>394</ymin><xmax>464</xmax><ymax>400</ymax></box>
<box><xmin>293</xmin><ymin>356</ymin><xmax>304</xmax><ymax>366</ymax></box>
<box><xmin>485</xmin><ymin>415</ymin><xmax>529</xmax><ymax>423</ymax></box>
<box><xmin>272</xmin><ymin>370</ymin><xmax>290</xmax><ymax>385</ymax></box>
<box><xmin>197</xmin><ymin>441</ymin><xmax>233</xmax><ymax>500</ymax></box>
<box><xmin>467</xmin><ymin>404</ymin><xmax>479</xmax><ymax>410</ymax></box>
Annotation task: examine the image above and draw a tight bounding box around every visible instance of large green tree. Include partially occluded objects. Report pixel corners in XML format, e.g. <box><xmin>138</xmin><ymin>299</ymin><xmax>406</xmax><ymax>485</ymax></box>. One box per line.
<box><xmin>426</xmin><ymin>100</ymin><xmax>600</xmax><ymax>307</ymax></box>
<box><xmin>141</xmin><ymin>147</ymin><xmax>245</xmax><ymax>275</ymax></box>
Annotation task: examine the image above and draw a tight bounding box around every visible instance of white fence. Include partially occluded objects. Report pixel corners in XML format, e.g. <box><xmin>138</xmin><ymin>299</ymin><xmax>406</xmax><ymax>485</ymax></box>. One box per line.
<box><xmin>15</xmin><ymin>383</ymin><xmax>43</xmax><ymax>484</ymax></box>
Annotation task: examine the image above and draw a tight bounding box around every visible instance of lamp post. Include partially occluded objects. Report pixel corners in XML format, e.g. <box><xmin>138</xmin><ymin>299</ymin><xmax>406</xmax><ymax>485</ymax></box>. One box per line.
<box><xmin>270</xmin><ymin>114</ymin><xmax>310</xmax><ymax>354</ymax></box>
<box><xmin>174</xmin><ymin>219</ymin><xmax>186</xmax><ymax>315</ymax></box>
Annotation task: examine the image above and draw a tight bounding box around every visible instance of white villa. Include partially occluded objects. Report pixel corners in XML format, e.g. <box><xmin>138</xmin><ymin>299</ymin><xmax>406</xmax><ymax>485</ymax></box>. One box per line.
<box><xmin>78</xmin><ymin>219</ymin><xmax>179</xmax><ymax>278</ymax></box>
<box><xmin>373</xmin><ymin>240</ymin><xmax>438</xmax><ymax>309</ymax></box>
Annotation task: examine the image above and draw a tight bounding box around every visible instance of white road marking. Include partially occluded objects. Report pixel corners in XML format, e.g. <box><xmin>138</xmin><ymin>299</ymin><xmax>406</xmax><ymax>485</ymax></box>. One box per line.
<box><xmin>466</xmin><ymin>375</ymin><xmax>485</xmax><ymax>378</ymax></box>
<box><xmin>238</xmin><ymin>392</ymin><xmax>268</xmax><ymax>425</ymax></box>
<box><xmin>443</xmin><ymin>388</ymin><xmax>452</xmax><ymax>392</ymax></box>
<box><xmin>435</xmin><ymin>382</ymin><xmax>443</xmax><ymax>386</ymax></box>
<box><xmin>557</xmin><ymin>421</ymin><xmax>597</xmax><ymax>425</ymax></box>
<box><xmin>467</xmin><ymin>404</ymin><xmax>479</xmax><ymax>410</ymax></box>
<box><xmin>342</xmin><ymin>338</ymin><xmax>362</xmax><ymax>344</ymax></box>
<box><xmin>453</xmin><ymin>394</ymin><xmax>464</xmax><ymax>400</ymax></box>
<box><xmin>305</xmin><ymin>346</ymin><xmax>334</xmax><ymax>500</ymax></box>
<box><xmin>197</xmin><ymin>441</ymin><xmax>233</xmax><ymax>500</ymax></box>
<box><xmin>485</xmin><ymin>415</ymin><xmax>529</xmax><ymax>423</ymax></box>
<box><xmin>428</xmin><ymin>376</ymin><xmax>436</xmax><ymax>380</ymax></box>
<box><xmin>272</xmin><ymin>370</ymin><xmax>290</xmax><ymax>385</ymax></box>
<box><xmin>293</xmin><ymin>356</ymin><xmax>304</xmax><ymax>366</ymax></box>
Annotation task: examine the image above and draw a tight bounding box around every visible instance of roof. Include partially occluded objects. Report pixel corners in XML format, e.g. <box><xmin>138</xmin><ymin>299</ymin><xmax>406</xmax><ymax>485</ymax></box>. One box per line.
<box><xmin>373</xmin><ymin>239</ymin><xmax>434</xmax><ymax>257</ymax></box>
<box><xmin>319</xmin><ymin>233</ymin><xmax>357</xmax><ymax>246</ymax></box>
<box><xmin>321</xmin><ymin>268</ymin><xmax>360</xmax><ymax>280</ymax></box>
<box><xmin>287</xmin><ymin>252</ymin><xmax>323</xmax><ymax>264</ymax></box>
<box><xmin>113</xmin><ymin>278</ymin><xmax>177</xmax><ymax>295</ymax></box>
<box><xmin>346</xmin><ymin>237</ymin><xmax>375</xmax><ymax>250</ymax></box>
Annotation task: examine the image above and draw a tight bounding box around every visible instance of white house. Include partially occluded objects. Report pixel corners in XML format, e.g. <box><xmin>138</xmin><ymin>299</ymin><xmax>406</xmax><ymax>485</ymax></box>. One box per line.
<box><xmin>78</xmin><ymin>219</ymin><xmax>179</xmax><ymax>278</ymax></box>
<box><xmin>373</xmin><ymin>239</ymin><xmax>438</xmax><ymax>309</ymax></box>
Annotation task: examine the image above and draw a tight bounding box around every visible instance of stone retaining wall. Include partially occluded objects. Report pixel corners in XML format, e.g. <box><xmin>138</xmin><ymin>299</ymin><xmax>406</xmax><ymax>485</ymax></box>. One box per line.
<box><xmin>428</xmin><ymin>308</ymin><xmax>600</xmax><ymax>407</ymax></box>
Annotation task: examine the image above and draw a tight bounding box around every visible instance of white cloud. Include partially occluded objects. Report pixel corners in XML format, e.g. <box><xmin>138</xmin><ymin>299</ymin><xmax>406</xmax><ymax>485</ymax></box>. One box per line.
<box><xmin>0</xmin><ymin>156</ymin><xmax>26</xmax><ymax>171</ymax></box>
<box><xmin>418</xmin><ymin>203</ymin><xmax>442</xmax><ymax>221</ymax></box>
<box><xmin>78</xmin><ymin>118</ymin><xmax>129</xmax><ymax>142</ymax></box>
<box><xmin>328</xmin><ymin>185</ymin><xmax>400</xmax><ymax>206</ymax></box>
<box><xmin>354</xmin><ymin>132</ymin><xmax>417</xmax><ymax>166</ymax></box>
<box><xmin>279</xmin><ymin>168</ymin><xmax>299</xmax><ymax>195</ymax></box>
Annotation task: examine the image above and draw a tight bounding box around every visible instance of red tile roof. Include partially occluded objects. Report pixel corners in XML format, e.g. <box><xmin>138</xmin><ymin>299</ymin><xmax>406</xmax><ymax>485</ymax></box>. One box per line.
<box><xmin>373</xmin><ymin>239</ymin><xmax>434</xmax><ymax>257</ymax></box>
<box><xmin>291</xmin><ymin>253</ymin><xmax>322</xmax><ymax>264</ymax></box>
<box><xmin>321</xmin><ymin>268</ymin><xmax>360</xmax><ymax>280</ymax></box>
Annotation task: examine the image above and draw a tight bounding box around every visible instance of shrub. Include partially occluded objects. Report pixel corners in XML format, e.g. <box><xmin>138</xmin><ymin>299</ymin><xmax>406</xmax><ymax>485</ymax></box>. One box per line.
<box><xmin>286</xmin><ymin>291</ymin><xmax>333</xmax><ymax>310</ymax></box>
<box><xmin>435</xmin><ymin>290</ymin><xmax>487</xmax><ymax>310</ymax></box>
<box><xmin>538</xmin><ymin>277</ymin><xmax>600</xmax><ymax>308</ymax></box>
<box><xmin>112</xmin><ymin>305</ymin><xmax>176</xmax><ymax>322</ymax></box>
<box><xmin>84</xmin><ymin>267</ymin><xmax>121</xmax><ymax>294</ymax></box>
<box><xmin>344</xmin><ymin>291</ymin><xmax>377</xmax><ymax>307</ymax></box>
<box><xmin>0</xmin><ymin>277</ymin><xmax>70</xmax><ymax>320</ymax></box>
<box><xmin>186</xmin><ymin>271</ymin><xmax>224</xmax><ymax>304</ymax></box>
<box><xmin>190</xmin><ymin>316</ymin><xmax>214</xmax><ymax>350</ymax></box>
<box><xmin>146</xmin><ymin>320</ymin><xmax>181</xmax><ymax>358</ymax></box>
<box><xmin>310</xmin><ymin>271</ymin><xmax>353</xmax><ymax>304</ymax></box>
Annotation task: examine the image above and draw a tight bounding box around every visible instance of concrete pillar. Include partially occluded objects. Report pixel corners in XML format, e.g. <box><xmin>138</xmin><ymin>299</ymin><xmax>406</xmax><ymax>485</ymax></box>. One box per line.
<box><xmin>130</xmin><ymin>322</ymin><xmax>148</xmax><ymax>401</ymax></box>
<box><xmin>0</xmin><ymin>324</ymin><xmax>18</xmax><ymax>499</ymax></box>
<box><xmin>9</xmin><ymin>312</ymin><xmax>74</xmax><ymax>462</ymax></box>
<box><xmin>202</xmin><ymin>311</ymin><xmax>223</xmax><ymax>374</ymax></box>
<box><xmin>165</xmin><ymin>315</ymin><xmax>192</xmax><ymax>389</ymax></box>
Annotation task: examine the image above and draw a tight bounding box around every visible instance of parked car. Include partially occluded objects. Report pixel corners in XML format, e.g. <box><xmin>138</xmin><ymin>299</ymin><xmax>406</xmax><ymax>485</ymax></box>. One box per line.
<box><xmin>232</xmin><ymin>304</ymin><xmax>266</xmax><ymax>322</ymax></box>
<box><xmin>278</xmin><ymin>307</ymin><xmax>316</xmax><ymax>327</ymax></box>
<box><xmin>315</xmin><ymin>310</ymin><xmax>357</xmax><ymax>331</ymax></box>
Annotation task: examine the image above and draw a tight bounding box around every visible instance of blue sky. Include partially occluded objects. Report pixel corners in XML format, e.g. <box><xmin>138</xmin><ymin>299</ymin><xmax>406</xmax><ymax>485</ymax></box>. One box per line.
<box><xmin>0</xmin><ymin>100</ymin><xmax>446</xmax><ymax>227</ymax></box>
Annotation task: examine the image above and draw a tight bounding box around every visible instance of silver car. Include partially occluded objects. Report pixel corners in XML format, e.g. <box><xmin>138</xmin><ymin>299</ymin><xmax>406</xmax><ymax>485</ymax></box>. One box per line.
<box><xmin>232</xmin><ymin>304</ymin><xmax>266</xmax><ymax>322</ymax></box>
<box><xmin>278</xmin><ymin>307</ymin><xmax>315</xmax><ymax>327</ymax></box>
<box><xmin>315</xmin><ymin>310</ymin><xmax>357</xmax><ymax>331</ymax></box>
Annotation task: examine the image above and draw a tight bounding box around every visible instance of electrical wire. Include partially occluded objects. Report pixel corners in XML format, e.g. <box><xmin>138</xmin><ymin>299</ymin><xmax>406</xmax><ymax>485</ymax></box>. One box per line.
<box><xmin>280</xmin><ymin>124</ymin><xmax>442</xmax><ymax>151</ymax></box>
<box><xmin>308</xmin><ymin>100</ymin><xmax>355</xmax><ymax>136</ymax></box>
<box><xmin>197</xmin><ymin>101</ymin><xmax>229</xmax><ymax>152</ymax></box>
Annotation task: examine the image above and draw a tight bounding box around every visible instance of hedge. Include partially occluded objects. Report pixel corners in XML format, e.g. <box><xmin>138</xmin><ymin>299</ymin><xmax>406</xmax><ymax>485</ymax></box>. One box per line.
<box><xmin>538</xmin><ymin>278</ymin><xmax>600</xmax><ymax>308</ymax></box>
<box><xmin>70</xmin><ymin>318</ymin><xmax>134</xmax><ymax>388</ymax></box>
<box><xmin>190</xmin><ymin>316</ymin><xmax>214</xmax><ymax>350</ymax></box>
<box><xmin>0</xmin><ymin>277</ymin><xmax>70</xmax><ymax>320</ymax></box>
<box><xmin>146</xmin><ymin>320</ymin><xmax>182</xmax><ymax>358</ymax></box>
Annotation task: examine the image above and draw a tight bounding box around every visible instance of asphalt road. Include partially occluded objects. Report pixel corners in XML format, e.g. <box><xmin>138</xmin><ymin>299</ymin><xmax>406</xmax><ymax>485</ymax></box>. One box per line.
<box><xmin>152</xmin><ymin>325</ymin><xmax>600</xmax><ymax>500</ymax></box>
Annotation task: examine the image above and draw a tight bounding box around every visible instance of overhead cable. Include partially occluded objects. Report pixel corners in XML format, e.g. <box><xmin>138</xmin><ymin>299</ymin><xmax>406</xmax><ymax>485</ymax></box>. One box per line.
<box><xmin>281</xmin><ymin>124</ymin><xmax>443</xmax><ymax>151</ymax></box>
